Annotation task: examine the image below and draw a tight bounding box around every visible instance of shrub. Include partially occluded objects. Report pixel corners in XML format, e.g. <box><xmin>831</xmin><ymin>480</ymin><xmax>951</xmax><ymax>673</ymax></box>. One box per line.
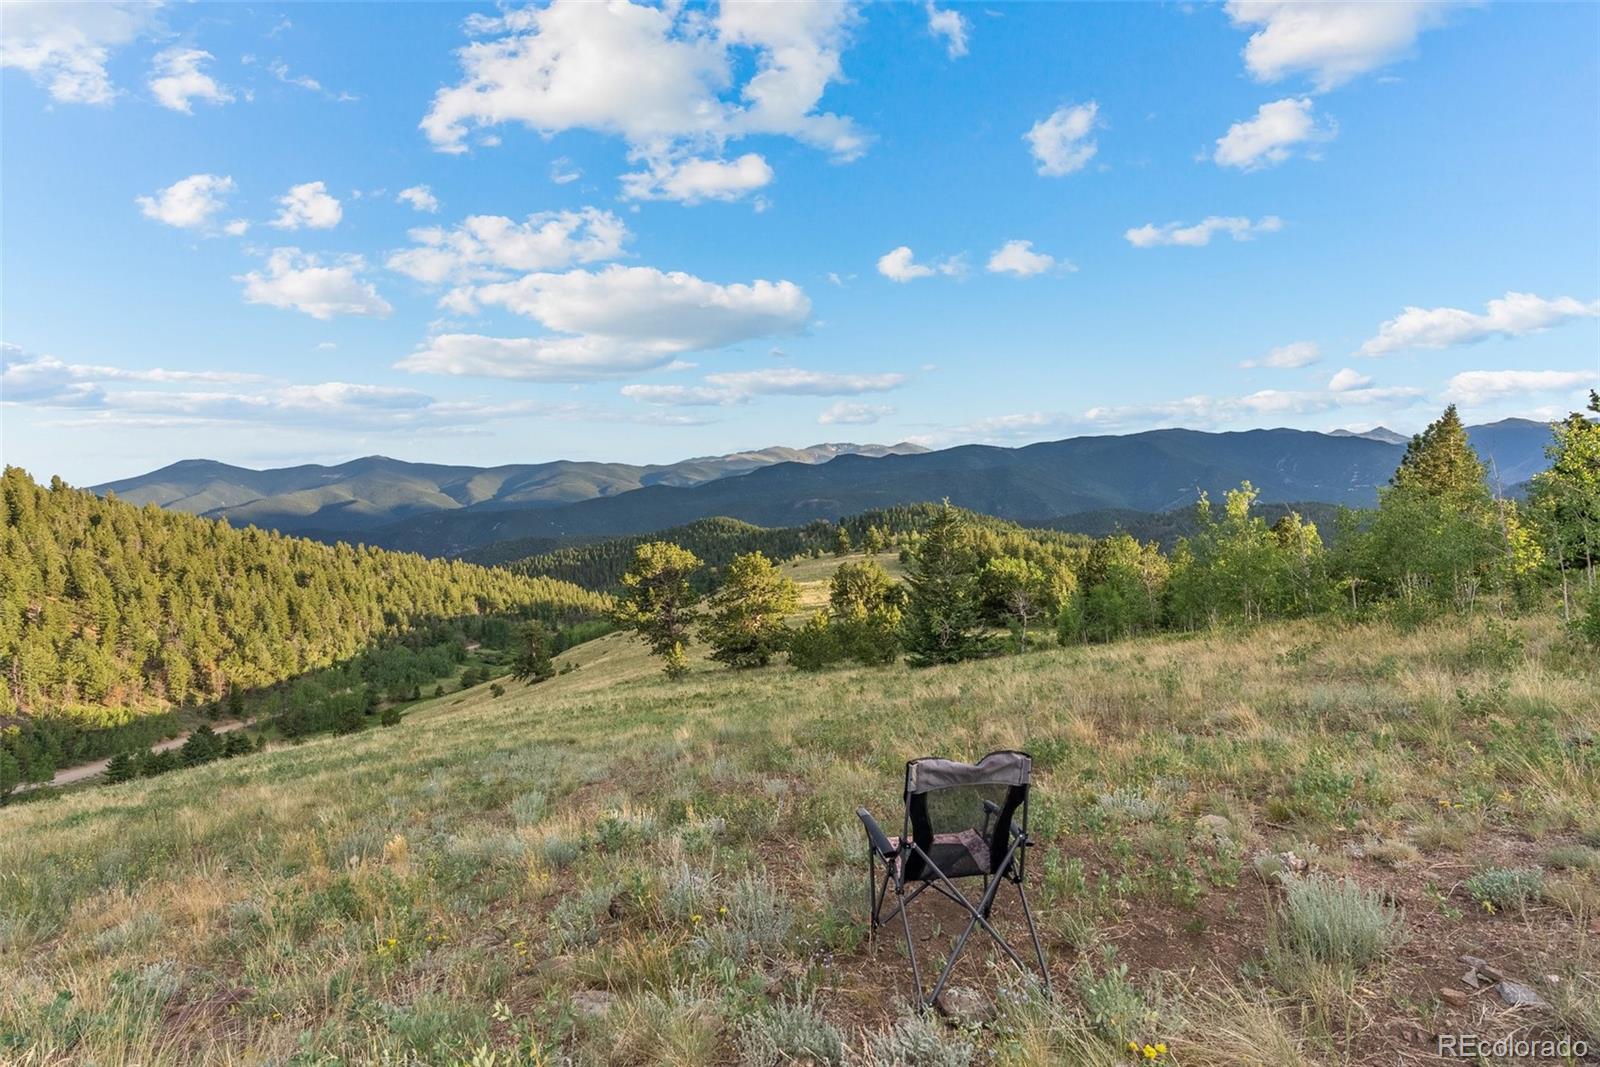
<box><xmin>738</xmin><ymin>996</ymin><xmax>845</xmax><ymax>1067</ymax></box>
<box><xmin>489</xmin><ymin>682</ymin><xmax>505</xmax><ymax>698</ymax></box>
<box><xmin>379</xmin><ymin>706</ymin><xmax>401</xmax><ymax>727</ymax></box>
<box><xmin>1094</xmin><ymin>786</ymin><xmax>1169</xmax><ymax>824</ymax></box>
<box><xmin>1276</xmin><ymin>876</ymin><xmax>1401</xmax><ymax>969</ymax></box>
<box><xmin>861</xmin><ymin>1015</ymin><xmax>973</xmax><ymax>1067</ymax></box>
<box><xmin>696</xmin><ymin>874</ymin><xmax>793</xmax><ymax>964</ymax></box>
<box><xmin>510</xmin><ymin>790</ymin><xmax>546</xmax><ymax>827</ymax></box>
<box><xmin>1465</xmin><ymin>867</ymin><xmax>1544</xmax><ymax>913</ymax></box>
<box><xmin>539</xmin><ymin>834</ymin><xmax>582</xmax><ymax>870</ymax></box>
<box><xmin>788</xmin><ymin>612</ymin><xmax>844</xmax><ymax>671</ymax></box>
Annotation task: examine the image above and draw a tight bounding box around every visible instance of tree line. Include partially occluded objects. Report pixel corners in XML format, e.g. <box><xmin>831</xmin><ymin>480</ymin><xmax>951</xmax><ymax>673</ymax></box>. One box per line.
<box><xmin>610</xmin><ymin>401</ymin><xmax>1600</xmax><ymax>677</ymax></box>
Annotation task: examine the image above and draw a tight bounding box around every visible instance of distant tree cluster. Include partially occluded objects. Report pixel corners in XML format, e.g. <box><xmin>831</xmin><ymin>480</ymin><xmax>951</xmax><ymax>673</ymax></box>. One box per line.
<box><xmin>610</xmin><ymin>402</ymin><xmax>1600</xmax><ymax>677</ymax></box>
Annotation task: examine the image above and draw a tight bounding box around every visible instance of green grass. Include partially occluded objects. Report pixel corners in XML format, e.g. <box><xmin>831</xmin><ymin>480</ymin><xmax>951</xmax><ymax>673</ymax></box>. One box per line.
<box><xmin>1</xmin><ymin>580</ymin><xmax>1596</xmax><ymax>1064</ymax></box>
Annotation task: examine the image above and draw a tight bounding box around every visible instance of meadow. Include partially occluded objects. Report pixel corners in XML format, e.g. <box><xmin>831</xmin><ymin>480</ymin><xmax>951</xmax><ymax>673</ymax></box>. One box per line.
<box><xmin>1</xmin><ymin>553</ymin><xmax>1596</xmax><ymax>1065</ymax></box>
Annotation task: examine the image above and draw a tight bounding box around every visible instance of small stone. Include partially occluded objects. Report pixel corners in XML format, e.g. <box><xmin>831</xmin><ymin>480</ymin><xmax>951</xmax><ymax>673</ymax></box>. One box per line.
<box><xmin>1478</xmin><ymin>963</ymin><xmax>1505</xmax><ymax>982</ymax></box>
<box><xmin>1460</xmin><ymin>971</ymin><xmax>1481</xmax><ymax>989</ymax></box>
<box><xmin>938</xmin><ymin>986</ymin><xmax>995</xmax><ymax>1026</ymax></box>
<box><xmin>1278</xmin><ymin>851</ymin><xmax>1309</xmax><ymax>873</ymax></box>
<box><xmin>1495</xmin><ymin>980</ymin><xmax>1549</xmax><ymax>1009</ymax></box>
<box><xmin>571</xmin><ymin>990</ymin><xmax>615</xmax><ymax>1019</ymax></box>
<box><xmin>1194</xmin><ymin>815</ymin><xmax>1234</xmax><ymax>846</ymax></box>
<box><xmin>1459</xmin><ymin>954</ymin><xmax>1488</xmax><ymax>970</ymax></box>
<box><xmin>1440</xmin><ymin>988</ymin><xmax>1468</xmax><ymax>1007</ymax></box>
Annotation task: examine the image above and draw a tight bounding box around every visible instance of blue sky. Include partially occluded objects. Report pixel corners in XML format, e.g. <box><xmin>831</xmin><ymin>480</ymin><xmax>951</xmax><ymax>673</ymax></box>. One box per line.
<box><xmin>2</xmin><ymin>0</ymin><xmax>1597</xmax><ymax>485</ymax></box>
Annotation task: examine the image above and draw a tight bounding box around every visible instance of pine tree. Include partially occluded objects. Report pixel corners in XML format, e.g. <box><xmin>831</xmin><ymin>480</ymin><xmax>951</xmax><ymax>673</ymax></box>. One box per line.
<box><xmin>104</xmin><ymin>749</ymin><xmax>139</xmax><ymax>783</ymax></box>
<box><xmin>834</xmin><ymin>525</ymin><xmax>853</xmax><ymax>557</ymax></box>
<box><xmin>901</xmin><ymin>502</ymin><xmax>992</xmax><ymax>666</ymax></box>
<box><xmin>181</xmin><ymin>724</ymin><xmax>221</xmax><ymax>766</ymax></box>
<box><xmin>1392</xmin><ymin>405</ymin><xmax>1489</xmax><ymax>506</ymax></box>
<box><xmin>1528</xmin><ymin>390</ymin><xmax>1600</xmax><ymax>618</ymax></box>
<box><xmin>614</xmin><ymin>542</ymin><xmax>703</xmax><ymax>679</ymax></box>
<box><xmin>702</xmin><ymin>551</ymin><xmax>799</xmax><ymax>668</ymax></box>
<box><xmin>511</xmin><ymin>621</ymin><xmax>557</xmax><ymax>683</ymax></box>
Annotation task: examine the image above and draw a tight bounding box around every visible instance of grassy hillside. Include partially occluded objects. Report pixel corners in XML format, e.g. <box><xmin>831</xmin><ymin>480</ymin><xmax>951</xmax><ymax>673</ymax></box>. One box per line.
<box><xmin>2</xmin><ymin>555</ymin><xmax>1594</xmax><ymax>1064</ymax></box>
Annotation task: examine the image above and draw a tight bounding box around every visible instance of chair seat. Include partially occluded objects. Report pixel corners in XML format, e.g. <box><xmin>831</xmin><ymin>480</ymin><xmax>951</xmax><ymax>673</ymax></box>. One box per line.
<box><xmin>889</xmin><ymin>828</ymin><xmax>991</xmax><ymax>879</ymax></box>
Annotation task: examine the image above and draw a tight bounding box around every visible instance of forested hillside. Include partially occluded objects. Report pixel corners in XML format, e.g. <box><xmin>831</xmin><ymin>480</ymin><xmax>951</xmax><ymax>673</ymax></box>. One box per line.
<box><xmin>483</xmin><ymin>505</ymin><xmax>1091</xmax><ymax>591</ymax></box>
<box><xmin>0</xmin><ymin>466</ymin><xmax>609</xmax><ymax>719</ymax></box>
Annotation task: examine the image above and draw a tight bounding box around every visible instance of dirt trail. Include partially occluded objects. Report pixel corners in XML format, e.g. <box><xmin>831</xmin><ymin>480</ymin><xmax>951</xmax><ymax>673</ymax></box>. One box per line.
<box><xmin>27</xmin><ymin>719</ymin><xmax>253</xmax><ymax>791</ymax></box>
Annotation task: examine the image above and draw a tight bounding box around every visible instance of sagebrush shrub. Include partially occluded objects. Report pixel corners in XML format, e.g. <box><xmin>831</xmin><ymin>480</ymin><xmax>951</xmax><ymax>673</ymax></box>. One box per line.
<box><xmin>1276</xmin><ymin>876</ymin><xmax>1401</xmax><ymax>969</ymax></box>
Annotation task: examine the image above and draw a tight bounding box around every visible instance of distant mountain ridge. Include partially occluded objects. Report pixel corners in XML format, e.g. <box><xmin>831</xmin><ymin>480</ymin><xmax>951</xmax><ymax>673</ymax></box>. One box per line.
<box><xmin>357</xmin><ymin>418</ymin><xmax>1557</xmax><ymax>556</ymax></box>
<box><xmin>92</xmin><ymin>442</ymin><xmax>929</xmax><ymax>538</ymax></box>
<box><xmin>94</xmin><ymin>418</ymin><xmax>1559</xmax><ymax>558</ymax></box>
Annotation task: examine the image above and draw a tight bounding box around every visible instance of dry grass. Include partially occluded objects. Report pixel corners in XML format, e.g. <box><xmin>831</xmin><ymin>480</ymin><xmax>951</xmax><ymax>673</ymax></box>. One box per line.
<box><xmin>1</xmin><ymin>577</ymin><xmax>1595</xmax><ymax>1064</ymax></box>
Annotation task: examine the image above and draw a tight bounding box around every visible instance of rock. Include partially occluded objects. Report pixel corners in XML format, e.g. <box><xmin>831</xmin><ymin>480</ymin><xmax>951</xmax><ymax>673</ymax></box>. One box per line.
<box><xmin>1278</xmin><ymin>851</ymin><xmax>1309</xmax><ymax>873</ymax></box>
<box><xmin>938</xmin><ymin>986</ymin><xmax>994</xmax><ymax>1026</ymax></box>
<box><xmin>1478</xmin><ymin>963</ymin><xmax>1505</xmax><ymax>982</ymax></box>
<box><xmin>1460</xmin><ymin>970</ymin><xmax>1481</xmax><ymax>989</ymax></box>
<box><xmin>1194</xmin><ymin>815</ymin><xmax>1234</xmax><ymax>846</ymax></box>
<box><xmin>1440</xmin><ymin>988</ymin><xmax>1469</xmax><ymax>1007</ymax></box>
<box><xmin>571</xmin><ymin>990</ymin><xmax>616</xmax><ymax>1019</ymax></box>
<box><xmin>1459</xmin><ymin>954</ymin><xmax>1488</xmax><ymax>970</ymax></box>
<box><xmin>1495</xmin><ymin>981</ymin><xmax>1549</xmax><ymax>1009</ymax></box>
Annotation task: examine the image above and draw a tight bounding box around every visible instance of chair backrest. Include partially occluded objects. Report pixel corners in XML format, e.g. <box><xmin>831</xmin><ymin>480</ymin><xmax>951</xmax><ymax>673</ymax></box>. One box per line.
<box><xmin>901</xmin><ymin>750</ymin><xmax>1031</xmax><ymax>881</ymax></box>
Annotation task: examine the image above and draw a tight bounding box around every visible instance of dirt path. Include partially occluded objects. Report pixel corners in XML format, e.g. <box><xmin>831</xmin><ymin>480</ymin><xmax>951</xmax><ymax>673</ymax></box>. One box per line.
<box><xmin>29</xmin><ymin>719</ymin><xmax>254</xmax><ymax>791</ymax></box>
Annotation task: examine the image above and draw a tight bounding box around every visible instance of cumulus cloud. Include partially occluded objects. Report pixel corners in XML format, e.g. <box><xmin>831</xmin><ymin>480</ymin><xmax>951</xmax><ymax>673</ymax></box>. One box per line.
<box><xmin>1125</xmin><ymin>215</ymin><xmax>1282</xmax><ymax>248</ymax></box>
<box><xmin>271</xmin><ymin>181</ymin><xmax>343</xmax><ymax>229</ymax></box>
<box><xmin>1226</xmin><ymin>1</ymin><xmax>1462</xmax><ymax>92</ymax></box>
<box><xmin>0</xmin><ymin>1</ymin><xmax>155</xmax><ymax>106</ymax></box>
<box><xmin>1241</xmin><ymin>340</ymin><xmax>1322</xmax><ymax>369</ymax></box>
<box><xmin>926</xmin><ymin>2</ymin><xmax>968</xmax><ymax>58</ymax></box>
<box><xmin>1326</xmin><ymin>368</ymin><xmax>1371</xmax><ymax>392</ymax></box>
<box><xmin>387</xmin><ymin>208</ymin><xmax>629</xmax><ymax>285</ymax></box>
<box><xmin>1081</xmin><ymin>384</ymin><xmax>1422</xmax><ymax>429</ymax></box>
<box><xmin>1025</xmin><ymin>101</ymin><xmax>1099</xmax><ymax>176</ymax></box>
<box><xmin>135</xmin><ymin>173</ymin><xmax>235</xmax><ymax>230</ymax></box>
<box><xmin>1443</xmin><ymin>369</ymin><xmax>1597</xmax><ymax>405</ymax></box>
<box><xmin>986</xmin><ymin>240</ymin><xmax>1060</xmax><ymax>277</ymax></box>
<box><xmin>820</xmin><ymin>401</ymin><xmax>894</xmax><ymax>425</ymax></box>
<box><xmin>148</xmin><ymin>47</ymin><xmax>233</xmax><ymax>113</ymax></box>
<box><xmin>620</xmin><ymin>153</ymin><xmax>774</xmax><ymax>203</ymax></box>
<box><xmin>1213</xmin><ymin>97</ymin><xmax>1333</xmax><ymax>170</ymax></box>
<box><xmin>396</xmin><ymin>185</ymin><xmax>439</xmax><ymax>213</ymax></box>
<box><xmin>420</xmin><ymin>0</ymin><xmax>867</xmax><ymax>195</ymax></box>
<box><xmin>237</xmin><ymin>249</ymin><xmax>392</xmax><ymax>320</ymax></box>
<box><xmin>877</xmin><ymin>246</ymin><xmax>964</xmax><ymax>283</ymax></box>
<box><xmin>400</xmin><ymin>265</ymin><xmax>811</xmax><ymax>381</ymax></box>
<box><xmin>1359</xmin><ymin>291</ymin><xmax>1600</xmax><ymax>357</ymax></box>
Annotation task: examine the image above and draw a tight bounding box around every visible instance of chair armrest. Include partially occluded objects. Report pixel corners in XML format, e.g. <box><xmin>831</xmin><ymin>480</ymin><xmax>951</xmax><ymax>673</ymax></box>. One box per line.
<box><xmin>857</xmin><ymin>808</ymin><xmax>897</xmax><ymax>858</ymax></box>
<box><xmin>982</xmin><ymin>799</ymin><xmax>1025</xmax><ymax>840</ymax></box>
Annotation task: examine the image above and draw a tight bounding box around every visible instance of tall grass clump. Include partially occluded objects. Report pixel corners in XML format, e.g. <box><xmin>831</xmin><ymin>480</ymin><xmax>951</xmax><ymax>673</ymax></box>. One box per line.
<box><xmin>1275</xmin><ymin>876</ymin><xmax>1401</xmax><ymax>969</ymax></box>
<box><xmin>737</xmin><ymin>996</ymin><xmax>846</xmax><ymax>1066</ymax></box>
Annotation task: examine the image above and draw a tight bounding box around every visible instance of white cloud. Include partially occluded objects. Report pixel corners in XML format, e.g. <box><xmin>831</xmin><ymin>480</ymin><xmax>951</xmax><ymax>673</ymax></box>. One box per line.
<box><xmin>622</xmin><ymin>367</ymin><xmax>905</xmax><ymax>407</ymax></box>
<box><xmin>1226</xmin><ymin>1</ymin><xmax>1461</xmax><ymax>92</ymax></box>
<box><xmin>148</xmin><ymin>47</ymin><xmax>233</xmax><ymax>113</ymax></box>
<box><xmin>820</xmin><ymin>401</ymin><xmax>894</xmax><ymax>425</ymax></box>
<box><xmin>398</xmin><ymin>333</ymin><xmax>680</xmax><ymax>382</ymax></box>
<box><xmin>1</xmin><ymin>343</ymin><xmax>264</xmax><ymax>407</ymax></box>
<box><xmin>396</xmin><ymin>185</ymin><xmax>439</xmax><ymax>213</ymax></box>
<box><xmin>1025</xmin><ymin>102</ymin><xmax>1099</xmax><ymax>177</ymax></box>
<box><xmin>1242</xmin><ymin>340</ymin><xmax>1322</xmax><ymax>369</ymax></box>
<box><xmin>223</xmin><ymin>219</ymin><xmax>250</xmax><ymax>236</ymax></box>
<box><xmin>1359</xmin><ymin>291</ymin><xmax>1600</xmax><ymax>357</ymax></box>
<box><xmin>986</xmin><ymin>240</ymin><xmax>1059</xmax><ymax>277</ymax></box>
<box><xmin>1444</xmin><ymin>369</ymin><xmax>1597</xmax><ymax>405</ymax></box>
<box><xmin>703</xmin><ymin>367</ymin><xmax>904</xmax><ymax>396</ymax></box>
<box><xmin>237</xmin><ymin>249</ymin><xmax>392</xmax><ymax>320</ymax></box>
<box><xmin>267</xmin><ymin>59</ymin><xmax>321</xmax><ymax>93</ymax></box>
<box><xmin>621</xmin><ymin>153</ymin><xmax>774</xmax><ymax>203</ymax></box>
<box><xmin>0</xmin><ymin>1</ymin><xmax>155</xmax><ymax>106</ymax></box>
<box><xmin>135</xmin><ymin>173</ymin><xmax>234</xmax><ymax>230</ymax></box>
<box><xmin>1125</xmin><ymin>215</ymin><xmax>1283</xmax><ymax>248</ymax></box>
<box><xmin>402</xmin><ymin>265</ymin><xmax>811</xmax><ymax>381</ymax></box>
<box><xmin>1082</xmin><ymin>385</ymin><xmax>1422</xmax><ymax>429</ymax></box>
<box><xmin>421</xmin><ymin>0</ymin><xmax>866</xmax><ymax>177</ymax></box>
<box><xmin>271</xmin><ymin>181</ymin><xmax>343</xmax><ymax>230</ymax></box>
<box><xmin>877</xmin><ymin>246</ymin><xmax>965</xmax><ymax>283</ymax></box>
<box><xmin>926</xmin><ymin>2</ymin><xmax>968</xmax><ymax>58</ymax></box>
<box><xmin>468</xmin><ymin>265</ymin><xmax>811</xmax><ymax>349</ymax></box>
<box><xmin>1326</xmin><ymin>367</ymin><xmax>1371</xmax><ymax>392</ymax></box>
<box><xmin>550</xmin><ymin>158</ymin><xmax>582</xmax><ymax>184</ymax></box>
<box><xmin>387</xmin><ymin>208</ymin><xmax>628</xmax><ymax>285</ymax></box>
<box><xmin>1213</xmin><ymin>97</ymin><xmax>1333</xmax><ymax>170</ymax></box>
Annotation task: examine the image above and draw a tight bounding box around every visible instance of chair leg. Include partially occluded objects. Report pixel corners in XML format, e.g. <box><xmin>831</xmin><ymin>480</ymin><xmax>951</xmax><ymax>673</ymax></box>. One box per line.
<box><xmin>896</xmin><ymin>883</ymin><xmax>923</xmax><ymax>1003</ymax></box>
<box><xmin>1017</xmin><ymin>881</ymin><xmax>1051</xmax><ymax>997</ymax></box>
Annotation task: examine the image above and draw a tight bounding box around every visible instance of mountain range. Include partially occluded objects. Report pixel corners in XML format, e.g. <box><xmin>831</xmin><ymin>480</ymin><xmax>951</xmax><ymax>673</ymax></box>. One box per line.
<box><xmin>93</xmin><ymin>419</ymin><xmax>1557</xmax><ymax>558</ymax></box>
<box><xmin>93</xmin><ymin>443</ymin><xmax>927</xmax><ymax>537</ymax></box>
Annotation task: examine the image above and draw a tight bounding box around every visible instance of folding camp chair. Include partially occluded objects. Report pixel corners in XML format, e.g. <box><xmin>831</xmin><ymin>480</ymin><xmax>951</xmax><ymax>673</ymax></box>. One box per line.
<box><xmin>857</xmin><ymin>750</ymin><xmax>1050</xmax><ymax>1010</ymax></box>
